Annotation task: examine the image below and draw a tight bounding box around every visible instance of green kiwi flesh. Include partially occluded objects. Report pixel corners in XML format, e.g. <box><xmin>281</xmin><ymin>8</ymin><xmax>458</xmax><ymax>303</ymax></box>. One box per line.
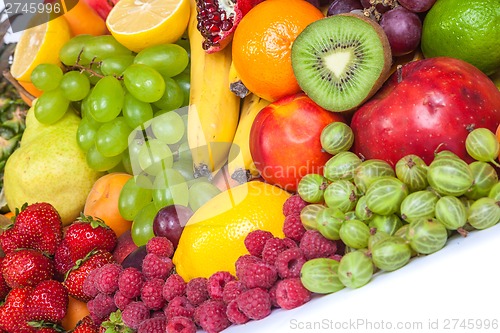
<box><xmin>291</xmin><ymin>13</ymin><xmax>392</xmax><ymax>112</ymax></box>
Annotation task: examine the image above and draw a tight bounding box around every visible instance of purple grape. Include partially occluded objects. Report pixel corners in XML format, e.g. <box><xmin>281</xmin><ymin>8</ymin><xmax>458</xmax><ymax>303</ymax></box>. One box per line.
<box><xmin>320</xmin><ymin>0</ymin><xmax>334</xmax><ymax>6</ymax></box>
<box><xmin>305</xmin><ymin>0</ymin><xmax>322</xmax><ymax>8</ymax></box>
<box><xmin>152</xmin><ymin>204</ymin><xmax>193</xmax><ymax>249</ymax></box>
<box><xmin>121</xmin><ymin>245</ymin><xmax>147</xmax><ymax>270</ymax></box>
<box><xmin>379</xmin><ymin>6</ymin><xmax>422</xmax><ymax>56</ymax></box>
<box><xmin>398</xmin><ymin>0</ymin><xmax>436</xmax><ymax>13</ymax></box>
<box><xmin>360</xmin><ymin>0</ymin><xmax>391</xmax><ymax>13</ymax></box>
<box><xmin>327</xmin><ymin>0</ymin><xmax>363</xmax><ymax>16</ymax></box>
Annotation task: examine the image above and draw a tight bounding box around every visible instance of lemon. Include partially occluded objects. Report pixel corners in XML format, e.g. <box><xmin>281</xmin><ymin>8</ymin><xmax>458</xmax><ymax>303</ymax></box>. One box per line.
<box><xmin>421</xmin><ymin>0</ymin><xmax>500</xmax><ymax>75</ymax></box>
<box><xmin>10</xmin><ymin>15</ymin><xmax>71</xmax><ymax>82</ymax></box>
<box><xmin>106</xmin><ymin>0</ymin><xmax>190</xmax><ymax>53</ymax></box>
<box><xmin>172</xmin><ymin>181</ymin><xmax>291</xmax><ymax>281</ymax></box>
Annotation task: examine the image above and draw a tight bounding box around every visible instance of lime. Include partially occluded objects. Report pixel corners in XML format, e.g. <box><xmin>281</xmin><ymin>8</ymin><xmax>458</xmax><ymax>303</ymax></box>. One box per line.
<box><xmin>421</xmin><ymin>0</ymin><xmax>500</xmax><ymax>75</ymax></box>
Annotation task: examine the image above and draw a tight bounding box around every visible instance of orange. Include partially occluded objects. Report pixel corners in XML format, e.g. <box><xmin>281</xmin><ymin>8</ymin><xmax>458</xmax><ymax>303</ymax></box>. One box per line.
<box><xmin>83</xmin><ymin>172</ymin><xmax>133</xmax><ymax>237</ymax></box>
<box><xmin>61</xmin><ymin>296</ymin><xmax>90</xmax><ymax>331</ymax></box>
<box><xmin>17</xmin><ymin>81</ymin><xmax>42</xmax><ymax>107</ymax></box>
<box><xmin>232</xmin><ymin>0</ymin><xmax>324</xmax><ymax>102</ymax></box>
<box><xmin>63</xmin><ymin>0</ymin><xmax>109</xmax><ymax>36</ymax></box>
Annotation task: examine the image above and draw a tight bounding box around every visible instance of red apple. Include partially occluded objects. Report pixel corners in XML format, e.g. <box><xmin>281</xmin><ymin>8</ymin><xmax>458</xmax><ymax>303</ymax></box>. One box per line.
<box><xmin>350</xmin><ymin>57</ymin><xmax>500</xmax><ymax>166</ymax></box>
<box><xmin>83</xmin><ymin>0</ymin><xmax>119</xmax><ymax>20</ymax></box>
<box><xmin>250</xmin><ymin>93</ymin><xmax>346</xmax><ymax>192</ymax></box>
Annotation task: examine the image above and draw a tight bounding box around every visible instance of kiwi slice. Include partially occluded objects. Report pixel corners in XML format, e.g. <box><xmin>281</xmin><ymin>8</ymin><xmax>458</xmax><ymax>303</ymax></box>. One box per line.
<box><xmin>291</xmin><ymin>13</ymin><xmax>392</xmax><ymax>112</ymax></box>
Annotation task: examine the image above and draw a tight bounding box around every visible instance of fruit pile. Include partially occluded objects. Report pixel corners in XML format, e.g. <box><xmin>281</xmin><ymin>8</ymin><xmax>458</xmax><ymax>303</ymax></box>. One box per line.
<box><xmin>0</xmin><ymin>0</ymin><xmax>499</xmax><ymax>332</ymax></box>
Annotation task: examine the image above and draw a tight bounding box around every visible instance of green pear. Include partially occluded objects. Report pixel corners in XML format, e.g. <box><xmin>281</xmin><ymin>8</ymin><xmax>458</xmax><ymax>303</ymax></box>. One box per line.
<box><xmin>4</xmin><ymin>104</ymin><xmax>104</xmax><ymax>225</ymax></box>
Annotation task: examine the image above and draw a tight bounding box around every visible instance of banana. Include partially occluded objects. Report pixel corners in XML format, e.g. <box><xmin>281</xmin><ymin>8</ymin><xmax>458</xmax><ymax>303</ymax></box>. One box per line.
<box><xmin>187</xmin><ymin>0</ymin><xmax>241</xmax><ymax>179</ymax></box>
<box><xmin>227</xmin><ymin>93</ymin><xmax>271</xmax><ymax>184</ymax></box>
<box><xmin>228</xmin><ymin>60</ymin><xmax>250</xmax><ymax>98</ymax></box>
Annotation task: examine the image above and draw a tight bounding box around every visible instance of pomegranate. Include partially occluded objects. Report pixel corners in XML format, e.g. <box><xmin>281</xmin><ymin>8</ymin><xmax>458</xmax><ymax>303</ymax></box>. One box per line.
<box><xmin>196</xmin><ymin>0</ymin><xmax>264</xmax><ymax>53</ymax></box>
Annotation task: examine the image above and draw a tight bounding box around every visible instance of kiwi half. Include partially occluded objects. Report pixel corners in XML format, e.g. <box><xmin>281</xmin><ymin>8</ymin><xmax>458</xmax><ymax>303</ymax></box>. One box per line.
<box><xmin>291</xmin><ymin>13</ymin><xmax>392</xmax><ymax>112</ymax></box>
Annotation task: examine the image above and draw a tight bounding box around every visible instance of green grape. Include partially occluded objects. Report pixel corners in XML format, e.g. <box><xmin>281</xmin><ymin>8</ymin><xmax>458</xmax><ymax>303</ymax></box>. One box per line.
<box><xmin>354</xmin><ymin>195</ymin><xmax>373</xmax><ymax>222</ymax></box>
<box><xmin>172</xmin><ymin>159</ymin><xmax>195</xmax><ymax>182</ymax></box>
<box><xmin>339</xmin><ymin>219</ymin><xmax>370</xmax><ymax>249</ymax></box>
<box><xmin>76</xmin><ymin>116</ymin><xmax>100</xmax><ymax>152</ymax></box>
<box><xmin>300</xmin><ymin>258</ymin><xmax>345</xmax><ymax>294</ymax></box>
<box><xmin>127</xmin><ymin>134</ymin><xmax>147</xmax><ymax>176</ymax></box>
<box><xmin>434</xmin><ymin>196</ymin><xmax>467</xmax><ymax>230</ymax></box>
<box><xmin>59</xmin><ymin>34</ymin><xmax>93</xmax><ymax>65</ymax></box>
<box><xmin>121</xmin><ymin>152</ymin><xmax>133</xmax><ymax>175</ymax></box>
<box><xmin>31</xmin><ymin>63</ymin><xmax>63</xmax><ymax>91</ymax></box>
<box><xmin>84</xmin><ymin>66</ymin><xmax>104</xmax><ymax>85</ymax></box>
<box><xmin>353</xmin><ymin>159</ymin><xmax>395</xmax><ymax>194</ymax></box>
<box><xmin>395</xmin><ymin>154</ymin><xmax>428</xmax><ymax>192</ymax></box>
<box><xmin>152</xmin><ymin>77</ymin><xmax>184</xmax><ymax>111</ymax></box>
<box><xmin>399</xmin><ymin>190</ymin><xmax>439</xmax><ymax>223</ymax></box>
<box><xmin>315</xmin><ymin>207</ymin><xmax>345</xmax><ymax>240</ymax></box>
<box><xmin>467</xmin><ymin>197</ymin><xmax>500</xmax><ymax>230</ymax></box>
<box><xmin>118</xmin><ymin>177</ymin><xmax>154</xmax><ymax>221</ymax></box>
<box><xmin>95</xmin><ymin>117</ymin><xmax>132</xmax><ymax>157</ymax></box>
<box><xmin>177</xmin><ymin>140</ymin><xmax>193</xmax><ymax>163</ymax></box>
<box><xmin>365</xmin><ymin>176</ymin><xmax>408</xmax><ymax>215</ymax></box>
<box><xmin>173</xmin><ymin>70</ymin><xmax>190</xmax><ymax>107</ymax></box>
<box><xmin>83</xmin><ymin>35</ymin><xmax>132</xmax><ymax>62</ymax></box>
<box><xmin>88</xmin><ymin>76</ymin><xmax>125</xmax><ymax>122</ymax></box>
<box><xmin>123</xmin><ymin>64</ymin><xmax>166</xmax><ymax>103</ymax></box>
<box><xmin>60</xmin><ymin>71</ymin><xmax>91</xmax><ymax>101</ymax></box>
<box><xmin>300</xmin><ymin>204</ymin><xmax>326</xmax><ymax>230</ymax></box>
<box><xmin>134</xmin><ymin>43</ymin><xmax>189</xmax><ymax>77</ymax></box>
<box><xmin>371</xmin><ymin>236</ymin><xmax>411</xmax><ymax>271</ymax></box>
<box><xmin>188</xmin><ymin>181</ymin><xmax>221</xmax><ymax>212</ymax></box>
<box><xmin>175</xmin><ymin>33</ymin><xmax>190</xmax><ymax>57</ymax></box>
<box><xmin>427</xmin><ymin>157</ymin><xmax>473</xmax><ymax>196</ymax></box>
<box><xmin>323</xmin><ymin>179</ymin><xmax>358</xmax><ymax>213</ymax></box>
<box><xmin>368</xmin><ymin>214</ymin><xmax>403</xmax><ymax>236</ymax></box>
<box><xmin>34</xmin><ymin>89</ymin><xmax>70</xmax><ymax>125</ymax></box>
<box><xmin>338</xmin><ymin>250</ymin><xmax>374</xmax><ymax>289</ymax></box>
<box><xmin>489</xmin><ymin>182</ymin><xmax>500</xmax><ymax>201</ymax></box>
<box><xmin>464</xmin><ymin>161</ymin><xmax>498</xmax><ymax>200</ymax></box>
<box><xmin>131</xmin><ymin>202</ymin><xmax>158</xmax><ymax>246</ymax></box>
<box><xmin>138</xmin><ymin>139</ymin><xmax>174</xmax><ymax>175</ymax></box>
<box><xmin>320</xmin><ymin>122</ymin><xmax>354</xmax><ymax>155</ymax></box>
<box><xmin>150</xmin><ymin>111</ymin><xmax>185</xmax><ymax>144</ymax></box>
<box><xmin>86</xmin><ymin>144</ymin><xmax>123</xmax><ymax>172</ymax></box>
<box><xmin>465</xmin><ymin>128</ymin><xmax>500</xmax><ymax>165</ymax></box>
<box><xmin>152</xmin><ymin>168</ymin><xmax>189</xmax><ymax>209</ymax></box>
<box><xmin>297</xmin><ymin>173</ymin><xmax>328</xmax><ymax>204</ymax></box>
<box><xmin>122</xmin><ymin>93</ymin><xmax>154</xmax><ymax>129</ymax></box>
<box><xmin>187</xmin><ymin>176</ymin><xmax>210</xmax><ymax>188</ymax></box>
<box><xmin>367</xmin><ymin>230</ymin><xmax>390</xmax><ymax>251</ymax></box>
<box><xmin>323</xmin><ymin>151</ymin><xmax>362</xmax><ymax>181</ymax></box>
<box><xmin>100</xmin><ymin>54</ymin><xmax>135</xmax><ymax>76</ymax></box>
<box><xmin>406</xmin><ymin>218</ymin><xmax>448</xmax><ymax>254</ymax></box>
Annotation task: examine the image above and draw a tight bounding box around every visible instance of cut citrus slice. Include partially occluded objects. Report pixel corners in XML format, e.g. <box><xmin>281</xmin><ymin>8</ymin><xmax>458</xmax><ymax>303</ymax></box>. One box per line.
<box><xmin>106</xmin><ymin>0</ymin><xmax>190</xmax><ymax>53</ymax></box>
<box><xmin>10</xmin><ymin>15</ymin><xmax>71</xmax><ymax>82</ymax></box>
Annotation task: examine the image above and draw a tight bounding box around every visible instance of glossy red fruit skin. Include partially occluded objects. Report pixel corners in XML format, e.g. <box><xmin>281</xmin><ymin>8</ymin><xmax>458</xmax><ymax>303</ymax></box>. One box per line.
<box><xmin>350</xmin><ymin>57</ymin><xmax>500</xmax><ymax>166</ymax></box>
<box><xmin>250</xmin><ymin>93</ymin><xmax>346</xmax><ymax>192</ymax></box>
<box><xmin>83</xmin><ymin>0</ymin><xmax>119</xmax><ymax>20</ymax></box>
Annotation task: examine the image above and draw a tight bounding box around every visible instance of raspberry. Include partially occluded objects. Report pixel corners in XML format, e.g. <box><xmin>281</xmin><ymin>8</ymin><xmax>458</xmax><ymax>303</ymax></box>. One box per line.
<box><xmin>151</xmin><ymin>310</ymin><xmax>166</xmax><ymax>318</ymax></box>
<box><xmin>185</xmin><ymin>277</ymin><xmax>209</xmax><ymax>306</ymax></box>
<box><xmin>274</xmin><ymin>278</ymin><xmax>311</xmax><ymax>310</ymax></box>
<box><xmin>236</xmin><ymin>257</ymin><xmax>277</xmax><ymax>290</ymax></box>
<box><xmin>225</xmin><ymin>299</ymin><xmax>249</xmax><ymax>324</ymax></box>
<box><xmin>222</xmin><ymin>280</ymin><xmax>246</xmax><ymax>304</ymax></box>
<box><xmin>330</xmin><ymin>253</ymin><xmax>343</xmax><ymax>261</ymax></box>
<box><xmin>207</xmin><ymin>271</ymin><xmax>235</xmax><ymax>300</ymax></box>
<box><xmin>165</xmin><ymin>316</ymin><xmax>197</xmax><ymax>333</ymax></box>
<box><xmin>235</xmin><ymin>254</ymin><xmax>260</xmax><ymax>272</ymax></box>
<box><xmin>141</xmin><ymin>278</ymin><xmax>166</xmax><ymax>310</ymax></box>
<box><xmin>142</xmin><ymin>253</ymin><xmax>174</xmax><ymax>280</ymax></box>
<box><xmin>87</xmin><ymin>293</ymin><xmax>117</xmax><ymax>325</ymax></box>
<box><xmin>137</xmin><ymin>316</ymin><xmax>167</xmax><ymax>333</ymax></box>
<box><xmin>275</xmin><ymin>247</ymin><xmax>307</xmax><ymax>279</ymax></box>
<box><xmin>282</xmin><ymin>194</ymin><xmax>308</xmax><ymax>217</ymax></box>
<box><xmin>113</xmin><ymin>290</ymin><xmax>132</xmax><ymax>310</ymax></box>
<box><xmin>261</xmin><ymin>237</ymin><xmax>297</xmax><ymax>265</ymax></box>
<box><xmin>164</xmin><ymin>296</ymin><xmax>195</xmax><ymax>320</ymax></box>
<box><xmin>194</xmin><ymin>300</ymin><xmax>231</xmax><ymax>333</ymax></box>
<box><xmin>244</xmin><ymin>230</ymin><xmax>273</xmax><ymax>257</ymax></box>
<box><xmin>283</xmin><ymin>213</ymin><xmax>307</xmax><ymax>242</ymax></box>
<box><xmin>162</xmin><ymin>274</ymin><xmax>186</xmax><ymax>302</ymax></box>
<box><xmin>118</xmin><ymin>267</ymin><xmax>144</xmax><ymax>299</ymax></box>
<box><xmin>122</xmin><ymin>301</ymin><xmax>150</xmax><ymax>330</ymax></box>
<box><xmin>82</xmin><ymin>267</ymin><xmax>100</xmax><ymax>299</ymax></box>
<box><xmin>95</xmin><ymin>263</ymin><xmax>122</xmax><ymax>295</ymax></box>
<box><xmin>299</xmin><ymin>230</ymin><xmax>337</xmax><ymax>260</ymax></box>
<box><xmin>146</xmin><ymin>236</ymin><xmax>174</xmax><ymax>258</ymax></box>
<box><xmin>268</xmin><ymin>282</ymin><xmax>280</xmax><ymax>308</ymax></box>
<box><xmin>236</xmin><ymin>288</ymin><xmax>272</xmax><ymax>320</ymax></box>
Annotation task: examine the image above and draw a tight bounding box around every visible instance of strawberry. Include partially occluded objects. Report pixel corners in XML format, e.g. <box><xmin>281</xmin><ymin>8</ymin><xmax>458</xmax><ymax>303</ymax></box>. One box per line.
<box><xmin>63</xmin><ymin>249</ymin><xmax>115</xmax><ymax>302</ymax></box>
<box><xmin>64</xmin><ymin>215</ymin><xmax>117</xmax><ymax>264</ymax></box>
<box><xmin>2</xmin><ymin>249</ymin><xmax>55</xmax><ymax>288</ymax></box>
<box><xmin>71</xmin><ymin>316</ymin><xmax>100</xmax><ymax>333</ymax></box>
<box><xmin>0</xmin><ymin>286</ymin><xmax>33</xmax><ymax>333</ymax></box>
<box><xmin>54</xmin><ymin>239</ymin><xmax>75</xmax><ymax>278</ymax></box>
<box><xmin>24</xmin><ymin>280</ymin><xmax>68</xmax><ymax>323</ymax></box>
<box><xmin>0</xmin><ymin>203</ymin><xmax>63</xmax><ymax>256</ymax></box>
<box><xmin>0</xmin><ymin>258</ymin><xmax>11</xmax><ymax>301</ymax></box>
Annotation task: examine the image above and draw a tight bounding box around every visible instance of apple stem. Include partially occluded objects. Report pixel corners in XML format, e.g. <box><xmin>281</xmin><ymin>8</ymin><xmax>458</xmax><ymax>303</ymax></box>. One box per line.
<box><xmin>396</xmin><ymin>65</ymin><xmax>403</xmax><ymax>83</ymax></box>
